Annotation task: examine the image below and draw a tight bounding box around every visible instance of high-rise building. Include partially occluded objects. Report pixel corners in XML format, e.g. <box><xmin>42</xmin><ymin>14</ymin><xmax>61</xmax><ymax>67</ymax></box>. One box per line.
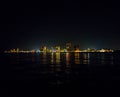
<box><xmin>66</xmin><ymin>42</ymin><xmax>72</xmax><ymax>51</ymax></box>
<box><xmin>16</xmin><ymin>48</ymin><xmax>19</xmax><ymax>53</ymax></box>
<box><xmin>55</xmin><ymin>46</ymin><xmax>60</xmax><ymax>52</ymax></box>
<box><xmin>74</xmin><ymin>45</ymin><xmax>80</xmax><ymax>52</ymax></box>
<box><xmin>73</xmin><ymin>45</ymin><xmax>79</xmax><ymax>50</ymax></box>
<box><xmin>40</xmin><ymin>46</ymin><xmax>47</xmax><ymax>52</ymax></box>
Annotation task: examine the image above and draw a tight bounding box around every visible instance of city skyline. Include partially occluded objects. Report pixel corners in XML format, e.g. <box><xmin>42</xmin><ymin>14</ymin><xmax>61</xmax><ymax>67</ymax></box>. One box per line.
<box><xmin>4</xmin><ymin>42</ymin><xmax>114</xmax><ymax>53</ymax></box>
<box><xmin>3</xmin><ymin>41</ymin><xmax>120</xmax><ymax>50</ymax></box>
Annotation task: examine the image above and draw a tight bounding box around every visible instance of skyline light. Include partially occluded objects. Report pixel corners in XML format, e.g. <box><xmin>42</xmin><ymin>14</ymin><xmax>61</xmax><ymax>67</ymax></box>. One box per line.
<box><xmin>4</xmin><ymin>43</ymin><xmax>114</xmax><ymax>53</ymax></box>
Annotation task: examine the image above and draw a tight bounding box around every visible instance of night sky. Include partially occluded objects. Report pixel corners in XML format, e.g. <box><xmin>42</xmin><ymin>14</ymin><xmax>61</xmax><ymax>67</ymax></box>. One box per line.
<box><xmin>0</xmin><ymin>0</ymin><xmax>120</xmax><ymax>51</ymax></box>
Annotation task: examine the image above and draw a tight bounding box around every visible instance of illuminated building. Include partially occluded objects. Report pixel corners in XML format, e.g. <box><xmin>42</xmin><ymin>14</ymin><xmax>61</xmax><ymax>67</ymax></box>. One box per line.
<box><xmin>87</xmin><ymin>48</ymin><xmax>95</xmax><ymax>52</ymax></box>
<box><xmin>99</xmin><ymin>49</ymin><xmax>105</xmax><ymax>52</ymax></box>
<box><xmin>98</xmin><ymin>49</ymin><xmax>114</xmax><ymax>52</ymax></box>
<box><xmin>16</xmin><ymin>48</ymin><xmax>19</xmax><ymax>53</ymax></box>
<box><xmin>66</xmin><ymin>42</ymin><xmax>72</xmax><ymax>52</ymax></box>
<box><xmin>61</xmin><ymin>49</ymin><xmax>67</xmax><ymax>52</ymax></box>
<box><xmin>55</xmin><ymin>46</ymin><xmax>60</xmax><ymax>52</ymax></box>
<box><xmin>40</xmin><ymin>46</ymin><xmax>44</xmax><ymax>52</ymax></box>
<box><xmin>73</xmin><ymin>45</ymin><xmax>80</xmax><ymax>52</ymax></box>
<box><xmin>31</xmin><ymin>49</ymin><xmax>35</xmax><ymax>53</ymax></box>
<box><xmin>3</xmin><ymin>43</ymin><xmax>114</xmax><ymax>53</ymax></box>
<box><xmin>43</xmin><ymin>46</ymin><xmax>47</xmax><ymax>52</ymax></box>
<box><xmin>36</xmin><ymin>49</ymin><xmax>40</xmax><ymax>53</ymax></box>
<box><xmin>40</xmin><ymin>46</ymin><xmax>47</xmax><ymax>52</ymax></box>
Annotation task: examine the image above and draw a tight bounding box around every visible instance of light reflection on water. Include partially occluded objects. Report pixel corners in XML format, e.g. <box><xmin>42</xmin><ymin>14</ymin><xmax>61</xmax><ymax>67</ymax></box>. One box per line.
<box><xmin>42</xmin><ymin>52</ymin><xmax>47</xmax><ymax>64</ymax></box>
<box><xmin>4</xmin><ymin>52</ymin><xmax>116</xmax><ymax>86</ymax></box>
<box><xmin>66</xmin><ymin>52</ymin><xmax>71</xmax><ymax>65</ymax></box>
<box><xmin>27</xmin><ymin>52</ymin><xmax>114</xmax><ymax>65</ymax></box>
<box><xmin>66</xmin><ymin>53</ymin><xmax>71</xmax><ymax>74</ymax></box>
<box><xmin>51</xmin><ymin>52</ymin><xmax>54</xmax><ymax>64</ymax></box>
<box><xmin>83</xmin><ymin>53</ymin><xmax>90</xmax><ymax>64</ymax></box>
<box><xmin>74</xmin><ymin>52</ymin><xmax>80</xmax><ymax>64</ymax></box>
<box><xmin>55</xmin><ymin>53</ymin><xmax>60</xmax><ymax>64</ymax></box>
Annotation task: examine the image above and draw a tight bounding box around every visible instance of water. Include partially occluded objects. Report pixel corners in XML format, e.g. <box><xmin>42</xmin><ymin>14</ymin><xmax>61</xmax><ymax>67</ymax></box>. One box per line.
<box><xmin>0</xmin><ymin>52</ymin><xmax>120</xmax><ymax>97</ymax></box>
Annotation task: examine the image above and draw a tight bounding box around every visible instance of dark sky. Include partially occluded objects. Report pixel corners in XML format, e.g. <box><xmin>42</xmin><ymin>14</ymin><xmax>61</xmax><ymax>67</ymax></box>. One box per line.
<box><xmin>0</xmin><ymin>0</ymin><xmax>120</xmax><ymax>50</ymax></box>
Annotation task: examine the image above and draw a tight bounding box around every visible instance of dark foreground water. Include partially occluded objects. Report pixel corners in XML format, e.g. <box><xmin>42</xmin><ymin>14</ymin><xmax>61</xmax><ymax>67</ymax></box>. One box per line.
<box><xmin>0</xmin><ymin>52</ymin><xmax>120</xmax><ymax>97</ymax></box>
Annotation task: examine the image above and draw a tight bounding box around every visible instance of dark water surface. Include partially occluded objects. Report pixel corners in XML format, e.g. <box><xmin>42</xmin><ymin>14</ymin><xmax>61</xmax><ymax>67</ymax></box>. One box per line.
<box><xmin>0</xmin><ymin>52</ymin><xmax>120</xmax><ymax>97</ymax></box>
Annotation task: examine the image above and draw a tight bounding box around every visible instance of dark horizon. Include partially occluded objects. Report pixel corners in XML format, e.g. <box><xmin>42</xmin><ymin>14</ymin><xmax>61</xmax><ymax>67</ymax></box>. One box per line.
<box><xmin>0</xmin><ymin>1</ymin><xmax>120</xmax><ymax>50</ymax></box>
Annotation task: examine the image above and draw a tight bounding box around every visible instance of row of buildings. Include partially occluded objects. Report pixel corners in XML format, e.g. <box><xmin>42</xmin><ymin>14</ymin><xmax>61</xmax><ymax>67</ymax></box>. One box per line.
<box><xmin>4</xmin><ymin>43</ymin><xmax>114</xmax><ymax>53</ymax></box>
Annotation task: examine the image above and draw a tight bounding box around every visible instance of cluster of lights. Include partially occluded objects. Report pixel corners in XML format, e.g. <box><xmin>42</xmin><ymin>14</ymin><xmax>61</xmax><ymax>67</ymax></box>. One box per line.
<box><xmin>4</xmin><ymin>47</ymin><xmax>114</xmax><ymax>53</ymax></box>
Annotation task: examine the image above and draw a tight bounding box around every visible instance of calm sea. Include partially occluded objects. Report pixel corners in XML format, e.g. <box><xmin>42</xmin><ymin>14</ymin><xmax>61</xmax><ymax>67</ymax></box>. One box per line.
<box><xmin>0</xmin><ymin>52</ymin><xmax>120</xmax><ymax>97</ymax></box>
